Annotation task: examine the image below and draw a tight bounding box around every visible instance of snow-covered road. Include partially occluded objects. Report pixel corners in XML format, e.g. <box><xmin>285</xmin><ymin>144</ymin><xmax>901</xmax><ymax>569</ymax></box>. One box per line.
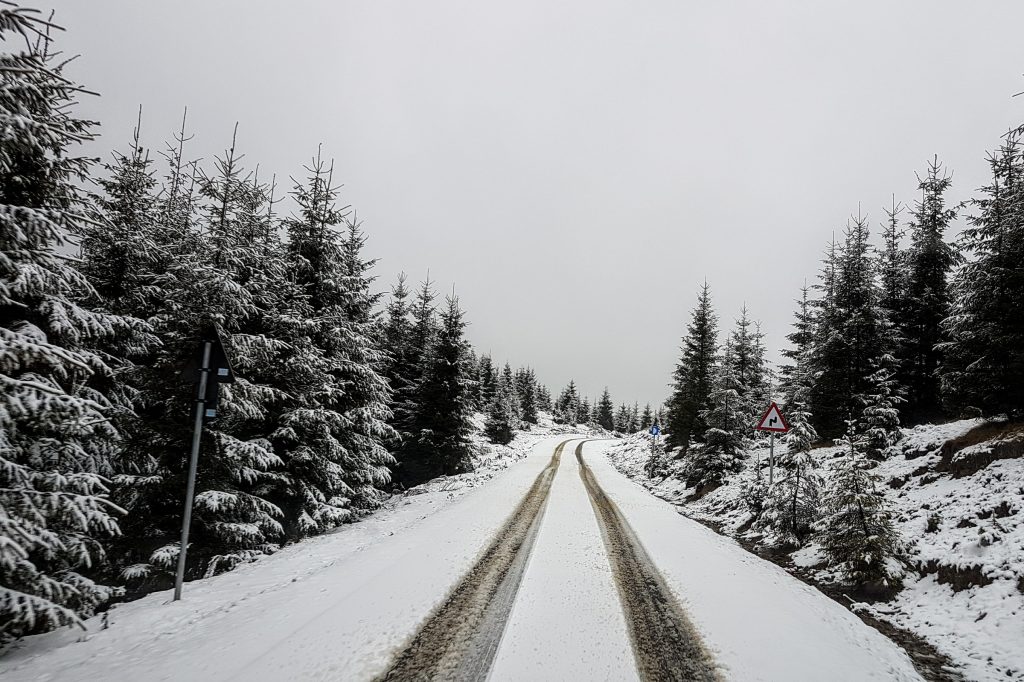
<box><xmin>2</xmin><ymin>437</ymin><xmax>926</xmax><ymax>681</ymax></box>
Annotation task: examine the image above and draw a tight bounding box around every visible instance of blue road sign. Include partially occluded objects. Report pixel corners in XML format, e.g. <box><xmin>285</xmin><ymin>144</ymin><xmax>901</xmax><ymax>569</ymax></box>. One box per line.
<box><xmin>650</xmin><ymin>425</ymin><xmax>660</xmax><ymax>436</ymax></box>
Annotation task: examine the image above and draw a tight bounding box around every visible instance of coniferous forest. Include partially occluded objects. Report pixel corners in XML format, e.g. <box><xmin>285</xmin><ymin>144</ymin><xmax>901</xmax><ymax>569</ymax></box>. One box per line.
<box><xmin>5</xmin><ymin>4</ymin><xmax>1024</xmax><ymax>676</ymax></box>
<box><xmin>665</xmin><ymin>147</ymin><xmax>1024</xmax><ymax>589</ymax></box>
<box><xmin>0</xmin><ymin>5</ymin><xmax>601</xmax><ymax>641</ymax></box>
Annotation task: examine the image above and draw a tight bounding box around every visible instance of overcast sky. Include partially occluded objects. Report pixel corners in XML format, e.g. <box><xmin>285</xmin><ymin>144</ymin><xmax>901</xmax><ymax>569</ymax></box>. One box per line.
<box><xmin>42</xmin><ymin>1</ymin><xmax>1024</xmax><ymax>408</ymax></box>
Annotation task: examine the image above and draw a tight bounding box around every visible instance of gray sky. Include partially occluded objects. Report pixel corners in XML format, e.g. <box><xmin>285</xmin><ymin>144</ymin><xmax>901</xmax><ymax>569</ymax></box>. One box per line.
<box><xmin>43</xmin><ymin>1</ymin><xmax>1024</xmax><ymax>408</ymax></box>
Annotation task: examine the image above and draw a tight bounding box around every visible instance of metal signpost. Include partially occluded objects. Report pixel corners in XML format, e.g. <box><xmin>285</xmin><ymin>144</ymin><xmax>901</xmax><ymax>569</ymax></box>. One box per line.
<box><xmin>754</xmin><ymin>402</ymin><xmax>790</xmax><ymax>485</ymax></box>
<box><xmin>174</xmin><ymin>326</ymin><xmax>234</xmax><ymax>602</ymax></box>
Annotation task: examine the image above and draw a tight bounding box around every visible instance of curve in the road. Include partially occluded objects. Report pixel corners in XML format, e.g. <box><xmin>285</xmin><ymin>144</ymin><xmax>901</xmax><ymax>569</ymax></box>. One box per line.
<box><xmin>377</xmin><ymin>438</ymin><xmax>574</xmax><ymax>682</ymax></box>
<box><xmin>576</xmin><ymin>441</ymin><xmax>722</xmax><ymax>682</ymax></box>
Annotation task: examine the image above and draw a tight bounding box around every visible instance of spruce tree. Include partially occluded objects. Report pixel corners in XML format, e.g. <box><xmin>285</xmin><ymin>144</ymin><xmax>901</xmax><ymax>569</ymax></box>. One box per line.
<box><xmin>1</xmin><ymin>6</ymin><xmax>132</xmax><ymax>637</ymax></box>
<box><xmin>115</xmin><ymin>134</ymin><xmax>290</xmax><ymax>583</ymax></box>
<box><xmin>554</xmin><ymin>380</ymin><xmax>579</xmax><ymax>424</ymax></box>
<box><xmin>536</xmin><ymin>383</ymin><xmax>552</xmax><ymax>412</ymax></box>
<box><xmin>941</xmin><ymin>134</ymin><xmax>1024</xmax><ymax>419</ymax></box>
<box><xmin>779</xmin><ymin>284</ymin><xmax>814</xmax><ymax>405</ymax></box>
<box><xmin>760</xmin><ymin>403</ymin><xmax>821</xmax><ymax>546</ymax></box>
<box><xmin>477</xmin><ymin>354</ymin><xmax>497</xmax><ymax>413</ymax></box>
<box><xmin>596</xmin><ymin>388</ymin><xmax>615</xmax><ymax>430</ymax></box>
<box><xmin>577</xmin><ymin>397</ymin><xmax>592</xmax><ymax>426</ymax></box>
<box><xmin>818</xmin><ymin>425</ymin><xmax>905</xmax><ymax>589</ymax></box>
<box><xmin>614</xmin><ymin>404</ymin><xmax>631</xmax><ymax>433</ymax></box>
<box><xmin>640</xmin><ymin>403</ymin><xmax>653</xmax><ymax>431</ymax></box>
<box><xmin>516</xmin><ymin>367</ymin><xmax>539</xmax><ymax>424</ymax></box>
<box><xmin>485</xmin><ymin>367</ymin><xmax>518</xmax><ymax>445</ymax></box>
<box><xmin>667</xmin><ymin>282</ymin><xmax>718</xmax><ymax>452</ymax></box>
<box><xmin>684</xmin><ymin>342</ymin><xmax>747</xmax><ymax>490</ymax></box>
<box><xmin>405</xmin><ymin>296</ymin><xmax>475</xmax><ymax>479</ymax></box>
<box><xmin>382</xmin><ymin>273</ymin><xmax>412</xmax><ymax>407</ymax></box>
<box><xmin>727</xmin><ymin>305</ymin><xmax>768</xmax><ymax>426</ymax></box>
<box><xmin>270</xmin><ymin>158</ymin><xmax>395</xmax><ymax>525</ymax></box>
<box><xmin>391</xmin><ymin>276</ymin><xmax>437</xmax><ymax>483</ymax></box>
<box><xmin>878</xmin><ymin>198</ymin><xmax>907</xmax><ymax>344</ymax></box>
<box><xmin>807</xmin><ymin>214</ymin><xmax>892</xmax><ymax>438</ymax></box>
<box><xmin>859</xmin><ymin>357</ymin><xmax>904</xmax><ymax>460</ymax></box>
<box><xmin>901</xmin><ymin>158</ymin><xmax>958</xmax><ymax>422</ymax></box>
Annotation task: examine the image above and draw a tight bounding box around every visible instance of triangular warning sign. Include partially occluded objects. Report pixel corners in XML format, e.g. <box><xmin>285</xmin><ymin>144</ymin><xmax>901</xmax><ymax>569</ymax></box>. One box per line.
<box><xmin>755</xmin><ymin>402</ymin><xmax>790</xmax><ymax>433</ymax></box>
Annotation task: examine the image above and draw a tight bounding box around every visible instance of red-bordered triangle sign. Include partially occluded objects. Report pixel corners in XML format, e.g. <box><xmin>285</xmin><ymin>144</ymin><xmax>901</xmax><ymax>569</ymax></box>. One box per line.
<box><xmin>755</xmin><ymin>402</ymin><xmax>790</xmax><ymax>433</ymax></box>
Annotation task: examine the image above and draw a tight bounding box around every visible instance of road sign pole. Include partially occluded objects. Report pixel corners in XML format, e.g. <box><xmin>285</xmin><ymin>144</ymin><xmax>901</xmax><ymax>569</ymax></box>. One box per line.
<box><xmin>768</xmin><ymin>432</ymin><xmax>775</xmax><ymax>486</ymax></box>
<box><xmin>174</xmin><ymin>339</ymin><xmax>212</xmax><ymax>602</ymax></box>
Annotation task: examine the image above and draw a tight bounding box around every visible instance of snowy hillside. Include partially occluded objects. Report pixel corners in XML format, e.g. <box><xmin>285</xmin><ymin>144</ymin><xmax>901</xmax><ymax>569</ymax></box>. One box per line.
<box><xmin>607</xmin><ymin>421</ymin><xmax>1024</xmax><ymax>681</ymax></box>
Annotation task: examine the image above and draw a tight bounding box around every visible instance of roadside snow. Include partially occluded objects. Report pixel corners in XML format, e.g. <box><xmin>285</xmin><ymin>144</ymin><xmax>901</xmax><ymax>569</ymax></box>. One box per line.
<box><xmin>0</xmin><ymin>431</ymin><xmax>571</xmax><ymax>681</ymax></box>
<box><xmin>586</xmin><ymin>441</ymin><xmax>923</xmax><ymax>682</ymax></box>
<box><xmin>606</xmin><ymin>422</ymin><xmax>1024</xmax><ymax>682</ymax></box>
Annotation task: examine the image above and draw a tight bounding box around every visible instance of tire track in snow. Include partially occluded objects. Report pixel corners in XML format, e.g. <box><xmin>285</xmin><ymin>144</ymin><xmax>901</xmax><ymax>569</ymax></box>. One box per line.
<box><xmin>377</xmin><ymin>438</ymin><xmax>575</xmax><ymax>682</ymax></box>
<box><xmin>575</xmin><ymin>441</ymin><xmax>722</xmax><ymax>682</ymax></box>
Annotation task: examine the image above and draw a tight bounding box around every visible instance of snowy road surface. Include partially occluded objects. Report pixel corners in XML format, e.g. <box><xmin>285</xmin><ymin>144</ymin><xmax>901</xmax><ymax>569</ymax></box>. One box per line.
<box><xmin>2</xmin><ymin>438</ymin><xmax>924</xmax><ymax>681</ymax></box>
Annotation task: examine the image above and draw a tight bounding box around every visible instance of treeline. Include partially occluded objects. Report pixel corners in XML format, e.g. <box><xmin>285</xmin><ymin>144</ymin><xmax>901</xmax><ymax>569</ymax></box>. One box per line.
<box><xmin>665</xmin><ymin>129</ymin><xmax>1024</xmax><ymax>589</ymax></box>
<box><xmin>0</xmin><ymin>7</ymin><xmax>564</xmax><ymax>641</ymax></box>
<box><xmin>551</xmin><ymin>382</ymin><xmax>661</xmax><ymax>434</ymax></box>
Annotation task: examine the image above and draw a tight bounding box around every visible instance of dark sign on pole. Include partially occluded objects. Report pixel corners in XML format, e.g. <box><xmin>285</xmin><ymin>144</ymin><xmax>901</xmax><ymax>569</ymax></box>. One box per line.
<box><xmin>173</xmin><ymin>324</ymin><xmax>235</xmax><ymax>602</ymax></box>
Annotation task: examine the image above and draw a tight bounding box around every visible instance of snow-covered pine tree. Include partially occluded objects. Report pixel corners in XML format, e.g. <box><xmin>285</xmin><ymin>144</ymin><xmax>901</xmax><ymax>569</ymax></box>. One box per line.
<box><xmin>760</xmin><ymin>403</ymin><xmax>821</xmax><ymax>546</ymax></box>
<box><xmin>404</xmin><ymin>295</ymin><xmax>475</xmax><ymax>479</ymax></box>
<box><xmin>1</xmin><ymin>5</ymin><xmax>131</xmax><ymax>637</ymax></box>
<box><xmin>901</xmin><ymin>158</ymin><xmax>958</xmax><ymax>423</ymax></box>
<box><xmin>391</xmin><ymin>275</ymin><xmax>437</xmax><ymax>484</ymax></box>
<box><xmin>817</xmin><ymin>424</ymin><xmax>905</xmax><ymax>589</ymax></box>
<box><xmin>115</xmin><ymin>133</ymin><xmax>292</xmax><ymax>584</ymax></box>
<box><xmin>684</xmin><ymin>341</ymin><xmax>747</xmax><ymax>491</ymax></box>
<box><xmin>807</xmin><ymin>213</ymin><xmax>892</xmax><ymax>438</ymax></box>
<box><xmin>500</xmin><ymin>363</ymin><xmax>521</xmax><ymax>423</ymax></box>
<box><xmin>778</xmin><ymin>283</ymin><xmax>813</xmax><ymax>406</ymax></box>
<box><xmin>381</xmin><ymin>273</ymin><xmax>412</xmax><ymax>408</ymax></box>
<box><xmin>727</xmin><ymin>305</ymin><xmax>768</xmax><ymax>427</ymax></box>
<box><xmin>596</xmin><ymin>387</ymin><xmax>615</xmax><ymax>430</ymax></box>
<box><xmin>614</xmin><ymin>404</ymin><xmax>631</xmax><ymax>433</ymax></box>
<box><xmin>940</xmin><ymin>133</ymin><xmax>1024</xmax><ymax>419</ymax></box>
<box><xmin>553</xmin><ymin>380</ymin><xmax>579</xmax><ymax>424</ymax></box>
<box><xmin>640</xmin><ymin>403</ymin><xmax>653</xmax><ymax>431</ymax></box>
<box><xmin>81</xmin><ymin>111</ymin><xmax>163</xmax><ymax>321</ymax></box>
<box><xmin>878</xmin><ymin>198</ymin><xmax>907</xmax><ymax>352</ymax></box>
<box><xmin>477</xmin><ymin>354</ymin><xmax>497</xmax><ymax>413</ymax></box>
<box><xmin>274</xmin><ymin>152</ymin><xmax>395</xmax><ymax>533</ymax></box>
<box><xmin>516</xmin><ymin>367</ymin><xmax>539</xmax><ymax>424</ymax></box>
<box><xmin>485</xmin><ymin>367</ymin><xmax>518</xmax><ymax>445</ymax></box>
<box><xmin>536</xmin><ymin>383</ymin><xmax>552</xmax><ymax>412</ymax></box>
<box><xmin>858</xmin><ymin>356</ymin><xmax>904</xmax><ymax>460</ymax></box>
<box><xmin>667</xmin><ymin>281</ymin><xmax>718</xmax><ymax>452</ymax></box>
<box><xmin>577</xmin><ymin>397</ymin><xmax>592</xmax><ymax>426</ymax></box>
<box><xmin>628</xmin><ymin>402</ymin><xmax>640</xmax><ymax>433</ymax></box>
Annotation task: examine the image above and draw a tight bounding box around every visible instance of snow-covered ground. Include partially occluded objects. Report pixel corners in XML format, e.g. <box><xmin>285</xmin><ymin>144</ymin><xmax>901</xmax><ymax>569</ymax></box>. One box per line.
<box><xmin>585</xmin><ymin>440</ymin><xmax>921</xmax><ymax>682</ymax></box>
<box><xmin>606</xmin><ymin>421</ymin><xmax>1024</xmax><ymax>682</ymax></box>
<box><xmin>0</xmin><ymin>428</ymin><xmax>568</xmax><ymax>681</ymax></box>
<box><xmin>2</xmin><ymin>427</ymin><xmax>940</xmax><ymax>681</ymax></box>
<box><xmin>488</xmin><ymin>440</ymin><xmax>638</xmax><ymax>681</ymax></box>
